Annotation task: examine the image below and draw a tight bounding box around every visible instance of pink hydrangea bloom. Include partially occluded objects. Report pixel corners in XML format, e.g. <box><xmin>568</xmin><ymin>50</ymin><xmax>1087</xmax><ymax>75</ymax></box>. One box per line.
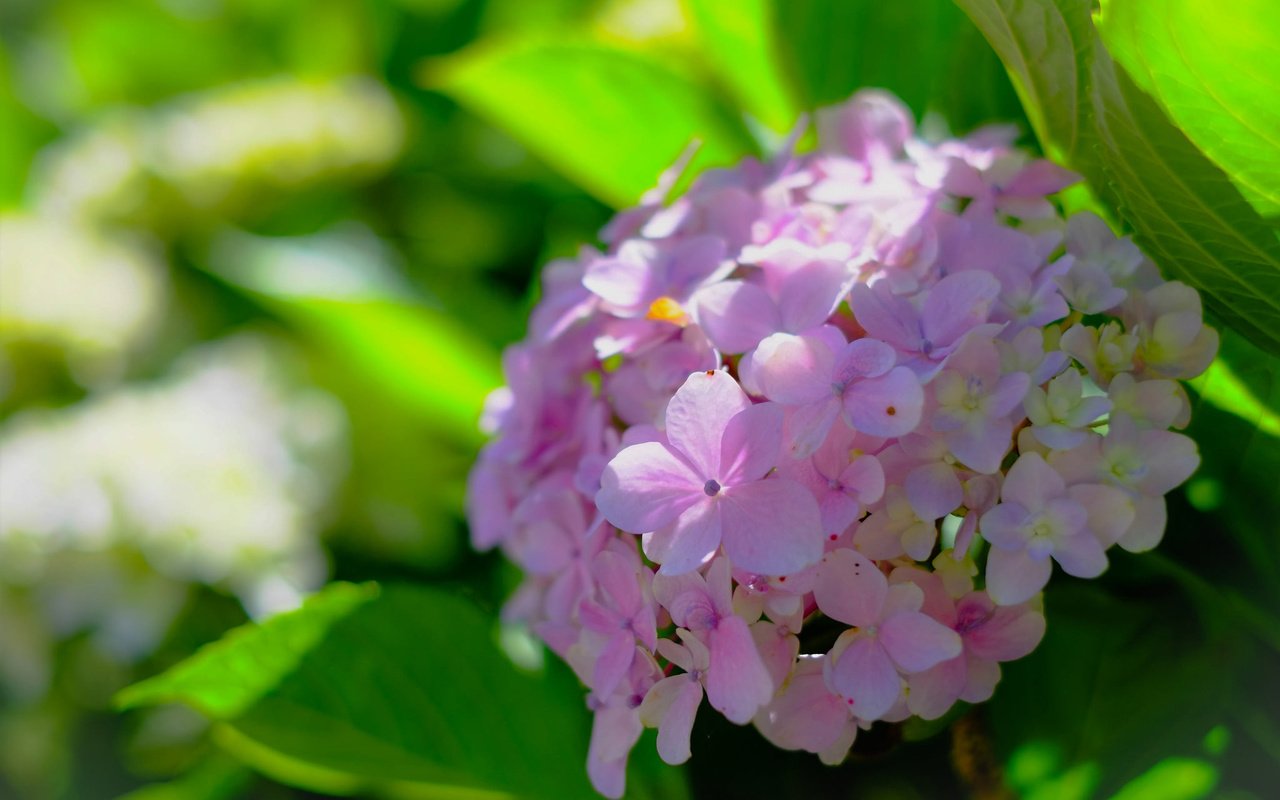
<box><xmin>466</xmin><ymin>89</ymin><xmax>1214</xmax><ymax>797</ymax></box>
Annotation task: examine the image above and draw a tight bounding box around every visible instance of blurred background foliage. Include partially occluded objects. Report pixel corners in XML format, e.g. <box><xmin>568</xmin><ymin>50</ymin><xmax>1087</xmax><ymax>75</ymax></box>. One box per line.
<box><xmin>0</xmin><ymin>0</ymin><xmax>1276</xmax><ymax>799</ymax></box>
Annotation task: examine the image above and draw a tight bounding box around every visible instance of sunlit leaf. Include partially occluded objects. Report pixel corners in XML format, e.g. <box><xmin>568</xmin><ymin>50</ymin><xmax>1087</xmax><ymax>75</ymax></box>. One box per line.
<box><xmin>770</xmin><ymin>0</ymin><xmax>1024</xmax><ymax>130</ymax></box>
<box><xmin>118</xmin><ymin>583</ymin><xmax>603</xmax><ymax>799</ymax></box>
<box><xmin>117</xmin><ymin>583</ymin><xmax>379</xmax><ymax>717</ymax></box>
<box><xmin>989</xmin><ymin>584</ymin><xmax>1235</xmax><ymax>797</ymax></box>
<box><xmin>1097</xmin><ymin>0</ymin><xmax>1280</xmax><ymax>219</ymax></box>
<box><xmin>681</xmin><ymin>0</ymin><xmax>798</xmax><ymax>133</ymax></box>
<box><xmin>1108</xmin><ymin>757</ymin><xmax>1217</xmax><ymax>800</ymax></box>
<box><xmin>955</xmin><ymin>0</ymin><xmax>1280</xmax><ymax>356</ymax></box>
<box><xmin>423</xmin><ymin>38</ymin><xmax>757</xmax><ymax>207</ymax></box>
<box><xmin>206</xmin><ymin>227</ymin><xmax>500</xmax><ymax>444</ymax></box>
<box><xmin>118</xmin><ymin>752</ymin><xmax>253</xmax><ymax>800</ymax></box>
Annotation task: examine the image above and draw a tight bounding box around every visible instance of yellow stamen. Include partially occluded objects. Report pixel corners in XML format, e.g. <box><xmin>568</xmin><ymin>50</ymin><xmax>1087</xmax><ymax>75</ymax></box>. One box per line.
<box><xmin>646</xmin><ymin>296</ymin><xmax>688</xmax><ymax>326</ymax></box>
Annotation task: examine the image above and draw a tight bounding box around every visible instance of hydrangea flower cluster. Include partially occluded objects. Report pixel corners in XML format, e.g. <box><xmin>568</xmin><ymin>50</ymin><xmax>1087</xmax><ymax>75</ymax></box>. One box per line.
<box><xmin>467</xmin><ymin>90</ymin><xmax>1216</xmax><ymax>797</ymax></box>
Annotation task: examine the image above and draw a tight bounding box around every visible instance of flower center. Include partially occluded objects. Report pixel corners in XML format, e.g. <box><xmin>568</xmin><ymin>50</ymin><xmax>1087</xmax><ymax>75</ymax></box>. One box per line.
<box><xmin>703</xmin><ymin>479</ymin><xmax>722</xmax><ymax>497</ymax></box>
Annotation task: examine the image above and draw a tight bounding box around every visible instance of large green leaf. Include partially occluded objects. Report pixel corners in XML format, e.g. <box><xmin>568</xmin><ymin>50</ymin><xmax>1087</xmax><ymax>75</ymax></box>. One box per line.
<box><xmin>1097</xmin><ymin>0</ymin><xmax>1280</xmax><ymax>219</ymax></box>
<box><xmin>206</xmin><ymin>227</ymin><xmax>500</xmax><ymax>444</ymax></box>
<box><xmin>953</xmin><ymin>0</ymin><xmax>1280</xmax><ymax>356</ymax></box>
<box><xmin>770</xmin><ymin>0</ymin><xmax>1024</xmax><ymax>130</ymax></box>
<box><xmin>680</xmin><ymin>0</ymin><xmax>798</xmax><ymax>133</ymax></box>
<box><xmin>118</xmin><ymin>582</ymin><xmax>646</xmax><ymax>799</ymax></box>
<box><xmin>424</xmin><ymin>39</ymin><xmax>757</xmax><ymax>208</ymax></box>
<box><xmin>989</xmin><ymin>584</ymin><xmax>1236</xmax><ymax>798</ymax></box>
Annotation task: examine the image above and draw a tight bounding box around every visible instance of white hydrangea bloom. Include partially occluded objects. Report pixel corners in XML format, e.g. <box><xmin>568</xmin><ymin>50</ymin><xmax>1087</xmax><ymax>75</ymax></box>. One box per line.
<box><xmin>0</xmin><ymin>334</ymin><xmax>347</xmax><ymax>659</ymax></box>
<box><xmin>0</xmin><ymin>214</ymin><xmax>167</xmax><ymax>371</ymax></box>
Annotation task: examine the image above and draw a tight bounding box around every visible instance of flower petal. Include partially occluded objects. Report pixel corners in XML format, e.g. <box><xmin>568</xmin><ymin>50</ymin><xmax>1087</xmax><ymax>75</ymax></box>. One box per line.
<box><xmin>1051</xmin><ymin>531</ymin><xmax>1108</xmax><ymax>578</ymax></box>
<box><xmin>827</xmin><ymin>636</ymin><xmax>901</xmax><ymax>721</ymax></box>
<box><xmin>1002</xmin><ymin>452</ymin><xmax>1065</xmax><ymax>510</ymax></box>
<box><xmin>920</xmin><ymin>270</ymin><xmax>1001</xmax><ymax>349</ymax></box>
<box><xmin>706</xmin><ymin>615</ymin><xmax>773</xmax><ymax>724</ymax></box>
<box><xmin>753</xmin><ymin>333</ymin><xmax>836</xmax><ymax>405</ymax></box>
<box><xmin>906</xmin><ymin>657</ymin><xmax>966</xmax><ymax>720</ymax></box>
<box><xmin>646</xmin><ymin>501</ymin><xmax>722</xmax><ymax>575</ymax></box>
<box><xmin>693</xmin><ymin>280</ymin><xmax>782</xmax><ymax>353</ymax></box>
<box><xmin>720</xmin><ymin>402</ymin><xmax>784</xmax><ymax>485</ymax></box>
<box><xmin>597</xmin><ymin>442</ymin><xmax>701</xmax><ymax>533</ymax></box>
<box><xmin>665</xmin><ymin>370</ymin><xmax>753</xmax><ymax>479</ymax></box>
<box><xmin>814</xmin><ymin>548</ymin><xmax>886</xmax><ymax>627</ymax></box>
<box><xmin>719</xmin><ymin>479</ymin><xmax>824</xmax><ymax>576</ymax></box>
<box><xmin>985</xmin><ymin>545</ymin><xmax>1052</xmax><ymax>605</ymax></box>
<box><xmin>879</xmin><ymin>611</ymin><xmax>963</xmax><ymax>672</ymax></box>
<box><xmin>905</xmin><ymin>462</ymin><xmax>963</xmax><ymax>522</ymax></box>
<box><xmin>843</xmin><ymin>366</ymin><xmax>923</xmax><ymax>437</ymax></box>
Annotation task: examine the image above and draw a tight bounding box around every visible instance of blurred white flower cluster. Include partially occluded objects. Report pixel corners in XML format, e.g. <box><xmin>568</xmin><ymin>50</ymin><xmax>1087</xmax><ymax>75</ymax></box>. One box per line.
<box><xmin>31</xmin><ymin>75</ymin><xmax>404</xmax><ymax>221</ymax></box>
<box><xmin>0</xmin><ymin>336</ymin><xmax>346</xmax><ymax>683</ymax></box>
<box><xmin>0</xmin><ymin>213</ymin><xmax>167</xmax><ymax>381</ymax></box>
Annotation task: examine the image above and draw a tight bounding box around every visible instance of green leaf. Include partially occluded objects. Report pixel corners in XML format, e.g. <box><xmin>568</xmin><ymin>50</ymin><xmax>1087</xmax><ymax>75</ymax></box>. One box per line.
<box><xmin>954</xmin><ymin>0</ymin><xmax>1280</xmax><ymax>357</ymax></box>
<box><xmin>424</xmin><ymin>38</ymin><xmax>757</xmax><ymax>207</ymax></box>
<box><xmin>770</xmin><ymin>0</ymin><xmax>1024</xmax><ymax>130</ymax></box>
<box><xmin>1107</xmin><ymin>757</ymin><xmax>1217</xmax><ymax>800</ymax></box>
<box><xmin>118</xmin><ymin>752</ymin><xmax>253</xmax><ymax>800</ymax></box>
<box><xmin>989</xmin><ymin>584</ymin><xmax>1234</xmax><ymax>797</ymax></box>
<box><xmin>680</xmin><ymin>0</ymin><xmax>798</xmax><ymax>133</ymax></box>
<box><xmin>1097</xmin><ymin>0</ymin><xmax>1280</xmax><ymax>219</ymax></box>
<box><xmin>118</xmin><ymin>583</ymin><xmax>613</xmax><ymax>799</ymax></box>
<box><xmin>117</xmin><ymin>583</ymin><xmax>379</xmax><ymax>717</ymax></box>
<box><xmin>206</xmin><ymin>227</ymin><xmax>500</xmax><ymax>444</ymax></box>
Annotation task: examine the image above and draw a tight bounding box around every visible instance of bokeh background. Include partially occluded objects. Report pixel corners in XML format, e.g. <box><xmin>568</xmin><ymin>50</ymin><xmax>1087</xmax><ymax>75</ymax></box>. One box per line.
<box><xmin>1</xmin><ymin>0</ymin><xmax>1277</xmax><ymax>798</ymax></box>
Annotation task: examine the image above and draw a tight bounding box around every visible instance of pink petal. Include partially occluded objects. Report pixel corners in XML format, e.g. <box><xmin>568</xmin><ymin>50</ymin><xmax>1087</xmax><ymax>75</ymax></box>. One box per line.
<box><xmin>979</xmin><ymin>502</ymin><xmax>1032</xmax><ymax>549</ymax></box>
<box><xmin>905</xmin><ymin>462</ymin><xmax>963</xmax><ymax>521</ymax></box>
<box><xmin>719</xmin><ymin>479</ymin><xmax>824</xmax><ymax>576</ymax></box>
<box><xmin>985</xmin><ymin>545</ymin><xmax>1052</xmax><ymax>605</ymax></box>
<box><xmin>786</xmin><ymin>398</ymin><xmax>843</xmax><ymax>460</ymax></box>
<box><xmin>1051</xmin><ymin>531</ymin><xmax>1108</xmax><ymax>578</ymax></box>
<box><xmin>879</xmin><ymin>611</ymin><xmax>963</xmax><ymax>672</ymax></box>
<box><xmin>592</xmin><ymin>632</ymin><xmax>637</xmax><ymax>696</ymax></box>
<box><xmin>1068</xmin><ymin>483</ymin><xmax>1135</xmax><ymax>546</ymax></box>
<box><xmin>963</xmin><ymin>598</ymin><xmax>1046</xmax><ymax>662</ymax></box>
<box><xmin>646</xmin><ymin>676</ymin><xmax>703</xmax><ymax>765</ymax></box>
<box><xmin>843</xmin><ymin>367</ymin><xmax>923</xmax><ymax>437</ymax></box>
<box><xmin>597</xmin><ymin>442</ymin><xmax>701</xmax><ymax>533</ymax></box>
<box><xmin>1134</xmin><ymin>430</ymin><xmax>1200</xmax><ymax>495</ymax></box>
<box><xmin>755</xmin><ymin>659</ymin><xmax>850</xmax><ymax>754</ymax></box>
<box><xmin>719</xmin><ymin>402</ymin><xmax>784</xmax><ymax>485</ymax></box>
<box><xmin>959</xmin><ymin>656</ymin><xmax>1001</xmax><ymax>703</ymax></box>
<box><xmin>646</xmin><ymin>500</ymin><xmax>722</xmax><ymax>575</ymax></box>
<box><xmin>665</xmin><ymin>235</ymin><xmax>729</xmax><ymax>295</ymax></box>
<box><xmin>921</xmin><ymin>271</ymin><xmax>1001</xmax><ymax>348</ymax></box>
<box><xmin>593</xmin><ymin>550</ymin><xmax>642</xmax><ymax>616</ymax></box>
<box><xmin>707</xmin><ymin>615</ymin><xmax>774</xmax><ymax>724</ymax></box>
<box><xmin>751</xmin><ymin>621</ymin><xmax>801</xmax><ymax>690</ymax></box>
<box><xmin>842</xmin><ymin>453</ymin><xmax>886</xmax><ymax>506</ymax></box>
<box><xmin>827</xmin><ymin>636</ymin><xmax>901</xmax><ymax>721</ymax></box>
<box><xmin>777</xmin><ymin>260</ymin><xmax>852</xmax><ymax>332</ymax></box>
<box><xmin>1002</xmin><ymin>452</ymin><xmax>1065</xmax><ymax>510</ymax></box>
<box><xmin>945</xmin><ymin>416</ymin><xmax>1015</xmax><ymax>475</ymax></box>
<box><xmin>834</xmin><ymin>338</ymin><xmax>897</xmax><ymax>382</ymax></box>
<box><xmin>587</xmin><ymin>706</ymin><xmax>642</xmax><ymax>799</ymax></box>
<box><xmin>1118</xmin><ymin>494</ymin><xmax>1167</xmax><ymax>552</ymax></box>
<box><xmin>849</xmin><ymin>283</ymin><xmax>921</xmax><ymax>352</ymax></box>
<box><xmin>693</xmin><ymin>280</ymin><xmax>782</xmax><ymax>353</ymax></box>
<box><xmin>814</xmin><ymin>549</ymin><xmax>886</xmax><ymax>627</ymax></box>
<box><xmin>1004</xmin><ymin>159</ymin><xmax>1079</xmax><ymax>195</ymax></box>
<box><xmin>906</xmin><ymin>657</ymin><xmax>966</xmax><ymax>720</ymax></box>
<box><xmin>753</xmin><ymin>333</ymin><xmax>836</xmax><ymax>405</ymax></box>
<box><xmin>665</xmin><ymin>370</ymin><xmax>752</xmax><ymax>479</ymax></box>
<box><xmin>705</xmin><ymin>556</ymin><xmax>734</xmax><ymax>617</ymax></box>
<box><xmin>583</xmin><ymin>247</ymin><xmax>657</xmax><ymax>313</ymax></box>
